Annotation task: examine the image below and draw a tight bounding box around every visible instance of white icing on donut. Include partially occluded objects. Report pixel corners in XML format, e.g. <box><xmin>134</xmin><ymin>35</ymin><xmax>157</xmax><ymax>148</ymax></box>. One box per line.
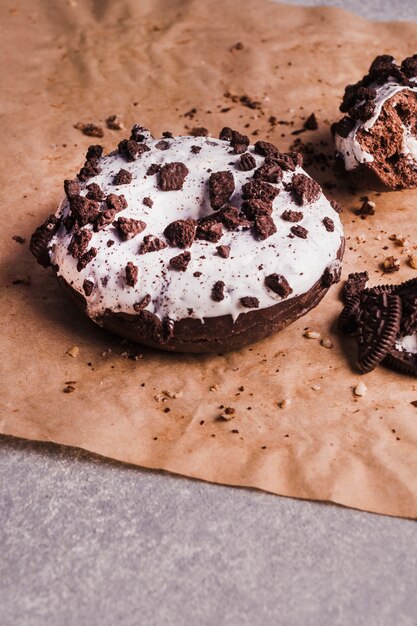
<box><xmin>335</xmin><ymin>79</ymin><xmax>417</xmax><ymax>171</ymax></box>
<box><xmin>50</xmin><ymin>135</ymin><xmax>344</xmax><ymax>323</ymax></box>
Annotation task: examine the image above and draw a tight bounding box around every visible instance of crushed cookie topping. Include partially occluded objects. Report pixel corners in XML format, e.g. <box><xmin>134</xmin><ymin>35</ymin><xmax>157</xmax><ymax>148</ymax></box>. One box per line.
<box><xmin>209</xmin><ymin>170</ymin><xmax>235</xmax><ymax>209</ymax></box>
<box><xmin>265</xmin><ymin>274</ymin><xmax>293</xmax><ymax>298</ymax></box>
<box><xmin>159</xmin><ymin>162</ymin><xmax>189</xmax><ymax>191</ymax></box>
<box><xmin>211</xmin><ymin>281</ymin><xmax>225</xmax><ymax>301</ymax></box>
<box><xmin>169</xmin><ymin>251</ymin><xmax>191</xmax><ymax>271</ymax></box>
<box><xmin>113</xmin><ymin>169</ymin><xmax>132</xmax><ymax>185</ymax></box>
<box><xmin>125</xmin><ymin>262</ymin><xmax>139</xmax><ymax>287</ymax></box>
<box><xmin>114</xmin><ymin>217</ymin><xmax>147</xmax><ymax>241</ymax></box>
<box><xmin>164</xmin><ymin>219</ymin><xmax>196</xmax><ymax>248</ymax></box>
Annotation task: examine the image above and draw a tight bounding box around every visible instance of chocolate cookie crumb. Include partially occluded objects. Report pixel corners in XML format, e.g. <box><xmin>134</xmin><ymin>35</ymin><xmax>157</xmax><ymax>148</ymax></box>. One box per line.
<box><xmin>243</xmin><ymin>179</ymin><xmax>279</xmax><ymax>204</ymax></box>
<box><xmin>29</xmin><ymin>214</ymin><xmax>61</xmax><ymax>267</ymax></box>
<box><xmin>133</xmin><ymin>294</ymin><xmax>151</xmax><ymax>312</ymax></box>
<box><xmin>381</xmin><ymin>256</ymin><xmax>400</xmax><ymax>273</ymax></box>
<box><xmin>77</xmin><ymin>247</ymin><xmax>97</xmax><ymax>271</ymax></box>
<box><xmin>196</xmin><ymin>221</ymin><xmax>223</xmax><ymax>243</ymax></box>
<box><xmin>322</xmin><ymin>263</ymin><xmax>342</xmax><ymax>288</ymax></box>
<box><xmin>343</xmin><ymin>271</ymin><xmax>369</xmax><ymax>303</ymax></box>
<box><xmin>77</xmin><ymin>144</ymin><xmax>103</xmax><ymax>182</ymax></box>
<box><xmin>125</xmin><ymin>262</ymin><xmax>139</xmax><ymax>287</ymax></box>
<box><xmin>74</xmin><ymin>122</ymin><xmax>104</xmax><ymax>138</ymax></box>
<box><xmin>146</xmin><ymin>163</ymin><xmax>161</xmax><ymax>176</ymax></box>
<box><xmin>238</xmin><ymin>153</ymin><xmax>256</xmax><ymax>171</ymax></box>
<box><xmin>106</xmin><ymin>114</ymin><xmax>124</xmax><ymax>130</ymax></box>
<box><xmin>70</xmin><ymin>196</ymin><xmax>101</xmax><ymax>226</ymax></box>
<box><xmin>159</xmin><ymin>162</ymin><xmax>189</xmax><ymax>191</ymax></box>
<box><xmin>95</xmin><ymin>209</ymin><xmax>116</xmax><ymax>232</ymax></box>
<box><xmin>291</xmin><ymin>225</ymin><xmax>308</xmax><ymax>239</ymax></box>
<box><xmin>114</xmin><ymin>217</ymin><xmax>147</xmax><ymax>240</ymax></box>
<box><xmin>254</xmin><ymin>140</ymin><xmax>279</xmax><ymax>158</ymax></box>
<box><xmin>212</xmin><ymin>280</ymin><xmax>225</xmax><ymax>301</ymax></box>
<box><xmin>86</xmin><ymin>182</ymin><xmax>105</xmax><ymax>201</ymax></box>
<box><xmin>155</xmin><ymin>140</ymin><xmax>170</xmax><ymax>151</ymax></box>
<box><xmin>113</xmin><ymin>169</ymin><xmax>132</xmax><ymax>185</ymax></box>
<box><xmin>357</xmin><ymin>199</ymin><xmax>376</xmax><ymax>217</ymax></box>
<box><xmin>281</xmin><ymin>209</ymin><xmax>303</xmax><ymax>222</ymax></box>
<box><xmin>130</xmin><ymin>125</ymin><xmax>153</xmax><ymax>142</ymax></box>
<box><xmin>64</xmin><ymin>179</ymin><xmax>81</xmax><ymax>199</ymax></box>
<box><xmin>265</xmin><ymin>274</ymin><xmax>293</xmax><ymax>298</ymax></box>
<box><xmin>254</xmin><ymin>160</ymin><xmax>283</xmax><ymax>183</ymax></box>
<box><xmin>139</xmin><ymin>235</ymin><xmax>167</xmax><ymax>254</ymax></box>
<box><xmin>286</xmin><ymin>173</ymin><xmax>321</xmax><ymax>205</ymax></box>
<box><xmin>12</xmin><ymin>235</ymin><xmax>25</xmax><ymax>244</ymax></box>
<box><xmin>332</xmin><ymin>116</ymin><xmax>356</xmax><ymax>138</ymax></box>
<box><xmin>217</xmin><ymin>245</ymin><xmax>230</xmax><ymax>258</ymax></box>
<box><xmin>169</xmin><ymin>251</ymin><xmax>191</xmax><ymax>271</ymax></box>
<box><xmin>190</xmin><ymin>127</ymin><xmax>209</xmax><ymax>137</ymax></box>
<box><xmin>275</xmin><ymin>151</ymin><xmax>303</xmax><ymax>171</ymax></box>
<box><xmin>105</xmin><ymin>193</ymin><xmax>128</xmax><ymax>212</ymax></box>
<box><xmin>219</xmin><ymin>127</ymin><xmax>250</xmax><ymax>153</ymax></box>
<box><xmin>68</xmin><ymin>229</ymin><xmax>92</xmax><ymax>258</ymax></box>
<box><xmin>191</xmin><ymin>145</ymin><xmax>202</xmax><ymax>154</ymax></box>
<box><xmin>209</xmin><ymin>170</ymin><xmax>235</xmax><ymax>209</ymax></box>
<box><xmin>77</xmin><ymin>160</ymin><xmax>100</xmax><ymax>183</ymax></box>
<box><xmin>303</xmin><ymin>113</ymin><xmax>318</xmax><ymax>130</ymax></box>
<box><xmin>85</xmin><ymin>145</ymin><xmax>103</xmax><ymax>161</ymax></box>
<box><xmin>83</xmin><ymin>279</ymin><xmax>94</xmax><ymax>296</ymax></box>
<box><xmin>254</xmin><ymin>215</ymin><xmax>277</xmax><ymax>240</ymax></box>
<box><xmin>323</xmin><ymin>217</ymin><xmax>335</xmax><ymax>232</ymax></box>
<box><xmin>330</xmin><ymin>199</ymin><xmax>343</xmax><ymax>213</ymax></box>
<box><xmin>143</xmin><ymin>197</ymin><xmax>153</xmax><ymax>207</ymax></box>
<box><xmin>242</xmin><ymin>198</ymin><xmax>272</xmax><ymax>220</ymax></box>
<box><xmin>221</xmin><ymin>206</ymin><xmax>252</xmax><ymax>231</ymax></box>
<box><xmin>240</xmin><ymin>296</ymin><xmax>260</xmax><ymax>308</ymax></box>
<box><xmin>164</xmin><ymin>219</ymin><xmax>196</xmax><ymax>248</ymax></box>
<box><xmin>118</xmin><ymin>139</ymin><xmax>150</xmax><ymax>162</ymax></box>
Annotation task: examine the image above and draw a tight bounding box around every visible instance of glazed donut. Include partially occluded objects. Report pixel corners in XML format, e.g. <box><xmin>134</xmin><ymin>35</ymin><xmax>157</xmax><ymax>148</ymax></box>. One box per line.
<box><xmin>30</xmin><ymin>125</ymin><xmax>344</xmax><ymax>352</ymax></box>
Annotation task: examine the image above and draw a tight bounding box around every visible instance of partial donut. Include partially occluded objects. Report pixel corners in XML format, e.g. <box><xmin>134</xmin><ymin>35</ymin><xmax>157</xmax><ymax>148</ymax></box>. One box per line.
<box><xmin>332</xmin><ymin>54</ymin><xmax>417</xmax><ymax>191</ymax></box>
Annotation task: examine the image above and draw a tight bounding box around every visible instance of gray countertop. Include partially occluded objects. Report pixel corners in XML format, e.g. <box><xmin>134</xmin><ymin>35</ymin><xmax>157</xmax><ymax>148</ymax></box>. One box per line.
<box><xmin>2</xmin><ymin>2</ymin><xmax>417</xmax><ymax>625</ymax></box>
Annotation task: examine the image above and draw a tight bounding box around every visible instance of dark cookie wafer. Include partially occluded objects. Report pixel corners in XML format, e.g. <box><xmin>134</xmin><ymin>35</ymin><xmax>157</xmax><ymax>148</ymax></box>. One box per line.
<box><xmin>392</xmin><ymin>277</ymin><xmax>417</xmax><ymax>298</ymax></box>
<box><xmin>356</xmin><ymin>292</ymin><xmax>402</xmax><ymax>373</ymax></box>
<box><xmin>338</xmin><ymin>294</ymin><xmax>361</xmax><ymax>335</ymax></box>
<box><xmin>383</xmin><ymin>348</ymin><xmax>417</xmax><ymax>375</ymax></box>
<box><xmin>391</xmin><ymin>278</ymin><xmax>417</xmax><ymax>336</ymax></box>
<box><xmin>383</xmin><ymin>349</ymin><xmax>417</xmax><ymax>376</ymax></box>
<box><xmin>30</xmin><ymin>215</ymin><xmax>61</xmax><ymax>268</ymax></box>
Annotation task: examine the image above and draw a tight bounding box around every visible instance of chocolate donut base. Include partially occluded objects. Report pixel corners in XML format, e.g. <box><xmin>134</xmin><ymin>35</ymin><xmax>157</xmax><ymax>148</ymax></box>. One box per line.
<box><xmin>335</xmin><ymin>152</ymin><xmax>417</xmax><ymax>193</ymax></box>
<box><xmin>344</xmin><ymin>162</ymin><xmax>399</xmax><ymax>193</ymax></box>
<box><xmin>55</xmin><ymin>242</ymin><xmax>344</xmax><ymax>353</ymax></box>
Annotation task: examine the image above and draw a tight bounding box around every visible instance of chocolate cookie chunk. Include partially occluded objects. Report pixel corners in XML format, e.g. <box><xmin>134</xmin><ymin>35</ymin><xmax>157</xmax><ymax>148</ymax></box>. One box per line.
<box><xmin>30</xmin><ymin>215</ymin><xmax>61</xmax><ymax>267</ymax></box>
<box><xmin>209</xmin><ymin>171</ymin><xmax>235</xmax><ymax>210</ymax></box>
<box><xmin>159</xmin><ymin>162</ymin><xmax>189</xmax><ymax>191</ymax></box>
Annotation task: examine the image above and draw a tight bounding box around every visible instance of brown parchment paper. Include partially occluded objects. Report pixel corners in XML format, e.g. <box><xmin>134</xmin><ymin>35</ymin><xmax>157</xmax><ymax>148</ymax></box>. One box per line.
<box><xmin>2</xmin><ymin>0</ymin><xmax>417</xmax><ymax>518</ymax></box>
